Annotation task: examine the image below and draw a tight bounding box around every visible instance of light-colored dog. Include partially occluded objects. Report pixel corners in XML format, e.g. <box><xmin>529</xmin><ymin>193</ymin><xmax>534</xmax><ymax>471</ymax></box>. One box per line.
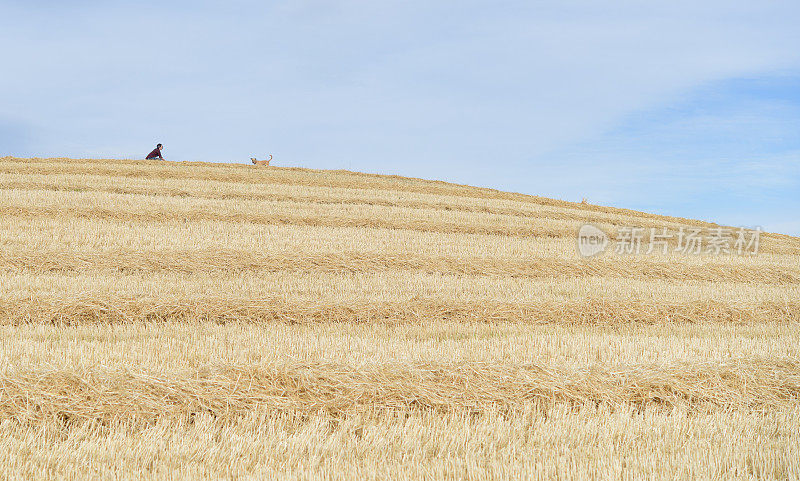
<box><xmin>251</xmin><ymin>155</ymin><xmax>272</xmax><ymax>166</ymax></box>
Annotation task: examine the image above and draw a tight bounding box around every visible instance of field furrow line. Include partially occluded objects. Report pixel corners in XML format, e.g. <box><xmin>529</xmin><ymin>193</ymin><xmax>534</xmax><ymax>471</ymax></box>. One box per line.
<box><xmin>4</xmin><ymin>203</ymin><xmax>795</xmax><ymax>254</ymax></box>
<box><xmin>2</xmin><ymin>358</ymin><xmax>799</xmax><ymax>422</ymax></box>
<box><xmin>1</xmin><ymin>249</ymin><xmax>797</xmax><ymax>284</ymax></box>
<box><xmin>0</xmin><ymin>204</ymin><xmax>577</xmax><ymax>239</ymax></box>
<box><xmin>2</xmin><ymin>297</ymin><xmax>797</xmax><ymax>325</ymax></box>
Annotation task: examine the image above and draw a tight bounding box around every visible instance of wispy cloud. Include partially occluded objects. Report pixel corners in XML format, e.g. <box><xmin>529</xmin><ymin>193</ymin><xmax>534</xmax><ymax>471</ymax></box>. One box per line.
<box><xmin>531</xmin><ymin>75</ymin><xmax>800</xmax><ymax>234</ymax></box>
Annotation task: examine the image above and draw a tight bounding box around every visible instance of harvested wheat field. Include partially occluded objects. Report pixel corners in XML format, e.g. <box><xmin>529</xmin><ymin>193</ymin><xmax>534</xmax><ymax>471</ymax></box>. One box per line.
<box><xmin>1</xmin><ymin>156</ymin><xmax>799</xmax><ymax>480</ymax></box>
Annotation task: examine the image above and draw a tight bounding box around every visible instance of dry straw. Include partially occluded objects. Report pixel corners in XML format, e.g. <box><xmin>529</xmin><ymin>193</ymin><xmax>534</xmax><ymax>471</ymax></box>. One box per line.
<box><xmin>2</xmin><ymin>248</ymin><xmax>799</xmax><ymax>283</ymax></box>
<box><xmin>1</xmin><ymin>156</ymin><xmax>799</xmax><ymax>478</ymax></box>
<box><xmin>1</xmin><ymin>296</ymin><xmax>797</xmax><ymax>325</ymax></box>
<box><xmin>4</xmin><ymin>156</ymin><xmax>798</xmax><ymax>240</ymax></box>
<box><xmin>0</xmin><ymin>177</ymin><xmax>754</xmax><ymax>233</ymax></box>
<box><xmin>2</xmin><ymin>358</ymin><xmax>799</xmax><ymax>422</ymax></box>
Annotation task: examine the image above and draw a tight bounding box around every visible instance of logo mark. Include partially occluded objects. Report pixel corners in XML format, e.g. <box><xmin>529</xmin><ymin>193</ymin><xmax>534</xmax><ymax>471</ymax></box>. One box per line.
<box><xmin>577</xmin><ymin>224</ymin><xmax>608</xmax><ymax>257</ymax></box>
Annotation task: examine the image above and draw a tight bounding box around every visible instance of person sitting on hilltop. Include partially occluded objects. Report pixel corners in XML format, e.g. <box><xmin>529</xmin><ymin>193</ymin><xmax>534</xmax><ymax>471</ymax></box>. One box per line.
<box><xmin>146</xmin><ymin>143</ymin><xmax>165</xmax><ymax>160</ymax></box>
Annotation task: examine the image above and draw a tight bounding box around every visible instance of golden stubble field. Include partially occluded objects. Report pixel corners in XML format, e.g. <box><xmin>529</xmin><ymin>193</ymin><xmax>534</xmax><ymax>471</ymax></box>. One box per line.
<box><xmin>0</xmin><ymin>156</ymin><xmax>798</xmax><ymax>480</ymax></box>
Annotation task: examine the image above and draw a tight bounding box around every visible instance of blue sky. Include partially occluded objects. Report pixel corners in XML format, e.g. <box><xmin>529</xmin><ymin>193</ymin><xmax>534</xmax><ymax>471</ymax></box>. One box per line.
<box><xmin>1</xmin><ymin>1</ymin><xmax>798</xmax><ymax>235</ymax></box>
